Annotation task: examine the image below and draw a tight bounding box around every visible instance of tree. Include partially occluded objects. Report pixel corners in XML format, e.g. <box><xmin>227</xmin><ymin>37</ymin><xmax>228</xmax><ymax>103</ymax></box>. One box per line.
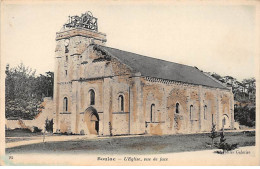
<box><xmin>5</xmin><ymin>63</ymin><xmax>54</xmax><ymax>120</ymax></box>
<box><xmin>224</xmin><ymin>76</ymin><xmax>236</xmax><ymax>85</ymax></box>
<box><xmin>215</xmin><ymin>129</ymin><xmax>238</xmax><ymax>154</ymax></box>
<box><xmin>45</xmin><ymin>118</ymin><xmax>53</xmax><ymax>132</ymax></box>
<box><xmin>208</xmin><ymin>124</ymin><xmax>219</xmax><ymax>148</ymax></box>
<box><xmin>210</xmin><ymin>73</ymin><xmax>222</xmax><ymax>81</ymax></box>
<box><xmin>242</xmin><ymin>78</ymin><xmax>256</xmax><ymax>96</ymax></box>
<box><xmin>234</xmin><ymin>106</ymin><xmax>255</xmax><ymax>127</ymax></box>
<box><xmin>207</xmin><ymin>71</ymin><xmax>256</xmax><ymax>127</ymax></box>
<box><xmin>34</xmin><ymin>71</ymin><xmax>54</xmax><ymax>98</ymax></box>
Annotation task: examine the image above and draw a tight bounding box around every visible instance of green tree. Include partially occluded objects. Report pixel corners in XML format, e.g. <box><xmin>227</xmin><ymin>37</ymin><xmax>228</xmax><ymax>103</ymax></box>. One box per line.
<box><xmin>5</xmin><ymin>63</ymin><xmax>54</xmax><ymax>120</ymax></box>
<box><xmin>242</xmin><ymin>78</ymin><xmax>256</xmax><ymax>96</ymax></box>
<box><xmin>210</xmin><ymin>73</ymin><xmax>222</xmax><ymax>81</ymax></box>
<box><xmin>34</xmin><ymin>71</ymin><xmax>54</xmax><ymax>98</ymax></box>
<box><xmin>208</xmin><ymin>124</ymin><xmax>219</xmax><ymax>148</ymax></box>
<box><xmin>215</xmin><ymin>129</ymin><xmax>238</xmax><ymax>154</ymax></box>
<box><xmin>234</xmin><ymin>106</ymin><xmax>255</xmax><ymax>127</ymax></box>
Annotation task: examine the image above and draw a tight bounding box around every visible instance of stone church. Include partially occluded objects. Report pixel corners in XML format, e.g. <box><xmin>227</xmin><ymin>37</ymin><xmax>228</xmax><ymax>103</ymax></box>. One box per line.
<box><xmin>53</xmin><ymin>12</ymin><xmax>234</xmax><ymax>136</ymax></box>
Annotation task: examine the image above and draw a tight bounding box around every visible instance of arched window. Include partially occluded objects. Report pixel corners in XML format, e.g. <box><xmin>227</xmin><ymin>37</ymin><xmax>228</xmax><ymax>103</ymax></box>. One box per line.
<box><xmin>89</xmin><ymin>89</ymin><xmax>95</xmax><ymax>105</ymax></box>
<box><xmin>176</xmin><ymin>103</ymin><xmax>179</xmax><ymax>114</ymax></box>
<box><xmin>118</xmin><ymin>95</ymin><xmax>124</xmax><ymax>112</ymax></box>
<box><xmin>63</xmin><ymin>97</ymin><xmax>68</xmax><ymax>112</ymax></box>
<box><xmin>204</xmin><ymin>105</ymin><xmax>207</xmax><ymax>120</ymax></box>
<box><xmin>151</xmin><ymin>104</ymin><xmax>155</xmax><ymax>122</ymax></box>
<box><xmin>190</xmin><ymin>105</ymin><xmax>193</xmax><ymax>120</ymax></box>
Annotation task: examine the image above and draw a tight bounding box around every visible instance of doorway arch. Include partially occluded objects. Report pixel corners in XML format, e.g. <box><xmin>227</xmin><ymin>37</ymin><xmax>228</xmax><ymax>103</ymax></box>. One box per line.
<box><xmin>84</xmin><ymin>107</ymin><xmax>99</xmax><ymax>135</ymax></box>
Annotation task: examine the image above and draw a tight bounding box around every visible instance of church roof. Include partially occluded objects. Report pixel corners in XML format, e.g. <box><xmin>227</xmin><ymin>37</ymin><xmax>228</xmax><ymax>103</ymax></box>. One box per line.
<box><xmin>95</xmin><ymin>45</ymin><xmax>228</xmax><ymax>90</ymax></box>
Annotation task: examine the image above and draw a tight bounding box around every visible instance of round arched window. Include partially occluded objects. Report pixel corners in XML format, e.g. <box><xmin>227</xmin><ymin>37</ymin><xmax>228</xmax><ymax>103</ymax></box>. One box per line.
<box><xmin>176</xmin><ymin>103</ymin><xmax>179</xmax><ymax>114</ymax></box>
<box><xmin>118</xmin><ymin>95</ymin><xmax>124</xmax><ymax>112</ymax></box>
<box><xmin>89</xmin><ymin>89</ymin><xmax>95</xmax><ymax>105</ymax></box>
<box><xmin>63</xmin><ymin>97</ymin><xmax>68</xmax><ymax>112</ymax></box>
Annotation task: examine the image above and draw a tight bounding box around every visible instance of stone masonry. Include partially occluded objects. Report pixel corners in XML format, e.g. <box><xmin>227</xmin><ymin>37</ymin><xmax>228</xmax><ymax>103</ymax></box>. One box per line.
<box><xmin>53</xmin><ymin>13</ymin><xmax>234</xmax><ymax>136</ymax></box>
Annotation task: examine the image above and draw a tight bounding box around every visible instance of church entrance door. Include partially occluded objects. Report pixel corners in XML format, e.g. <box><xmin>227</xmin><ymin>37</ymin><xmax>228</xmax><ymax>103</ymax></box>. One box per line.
<box><xmin>84</xmin><ymin>107</ymin><xmax>99</xmax><ymax>135</ymax></box>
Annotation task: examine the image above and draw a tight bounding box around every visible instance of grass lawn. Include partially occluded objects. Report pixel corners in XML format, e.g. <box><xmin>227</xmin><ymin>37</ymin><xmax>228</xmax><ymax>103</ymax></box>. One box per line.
<box><xmin>5</xmin><ymin>129</ymin><xmax>52</xmax><ymax>143</ymax></box>
<box><xmin>5</xmin><ymin>131</ymin><xmax>255</xmax><ymax>154</ymax></box>
<box><xmin>5</xmin><ymin>137</ymin><xmax>37</xmax><ymax>143</ymax></box>
<box><xmin>6</xmin><ymin>129</ymin><xmax>44</xmax><ymax>137</ymax></box>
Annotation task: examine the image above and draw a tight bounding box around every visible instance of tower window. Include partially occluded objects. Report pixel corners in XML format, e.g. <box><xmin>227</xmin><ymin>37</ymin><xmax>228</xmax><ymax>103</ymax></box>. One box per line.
<box><xmin>65</xmin><ymin>70</ymin><xmax>68</xmax><ymax>76</ymax></box>
<box><xmin>89</xmin><ymin>89</ymin><xmax>95</xmax><ymax>105</ymax></box>
<box><xmin>176</xmin><ymin>103</ymin><xmax>179</xmax><ymax>114</ymax></box>
<box><xmin>63</xmin><ymin>97</ymin><xmax>68</xmax><ymax>112</ymax></box>
<box><xmin>118</xmin><ymin>95</ymin><xmax>124</xmax><ymax>112</ymax></box>
<box><xmin>66</xmin><ymin>55</ymin><xmax>68</xmax><ymax>62</ymax></box>
<box><xmin>151</xmin><ymin>104</ymin><xmax>155</xmax><ymax>122</ymax></box>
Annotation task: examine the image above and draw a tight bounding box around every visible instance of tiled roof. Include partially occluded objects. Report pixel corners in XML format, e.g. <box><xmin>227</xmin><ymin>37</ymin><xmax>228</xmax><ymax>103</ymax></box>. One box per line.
<box><xmin>95</xmin><ymin>45</ymin><xmax>228</xmax><ymax>90</ymax></box>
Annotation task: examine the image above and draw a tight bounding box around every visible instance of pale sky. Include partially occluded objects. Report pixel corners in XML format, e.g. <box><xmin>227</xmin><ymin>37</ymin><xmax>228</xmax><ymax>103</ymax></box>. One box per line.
<box><xmin>2</xmin><ymin>1</ymin><xmax>258</xmax><ymax>81</ymax></box>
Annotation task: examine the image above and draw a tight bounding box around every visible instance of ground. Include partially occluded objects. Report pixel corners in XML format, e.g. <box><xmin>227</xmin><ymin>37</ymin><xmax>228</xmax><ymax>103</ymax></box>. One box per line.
<box><xmin>5</xmin><ymin>129</ymin><xmax>255</xmax><ymax>154</ymax></box>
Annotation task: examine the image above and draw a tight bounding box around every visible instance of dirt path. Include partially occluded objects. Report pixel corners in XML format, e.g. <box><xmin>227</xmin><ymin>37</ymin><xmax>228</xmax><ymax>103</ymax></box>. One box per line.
<box><xmin>6</xmin><ymin>135</ymin><xmax>92</xmax><ymax>148</ymax></box>
<box><xmin>6</xmin><ymin>134</ymin><xmax>145</xmax><ymax>148</ymax></box>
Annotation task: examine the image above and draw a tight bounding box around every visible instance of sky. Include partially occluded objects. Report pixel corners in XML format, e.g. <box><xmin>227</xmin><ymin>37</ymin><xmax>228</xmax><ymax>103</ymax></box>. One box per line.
<box><xmin>1</xmin><ymin>1</ymin><xmax>258</xmax><ymax>81</ymax></box>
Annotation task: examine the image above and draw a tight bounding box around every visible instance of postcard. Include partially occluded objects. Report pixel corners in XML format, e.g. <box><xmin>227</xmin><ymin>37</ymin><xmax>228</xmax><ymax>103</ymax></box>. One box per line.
<box><xmin>0</xmin><ymin>0</ymin><xmax>259</xmax><ymax>166</ymax></box>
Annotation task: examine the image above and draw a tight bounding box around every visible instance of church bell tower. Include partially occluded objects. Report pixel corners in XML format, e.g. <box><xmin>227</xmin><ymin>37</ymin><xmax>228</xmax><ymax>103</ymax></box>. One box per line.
<box><xmin>53</xmin><ymin>11</ymin><xmax>107</xmax><ymax>133</ymax></box>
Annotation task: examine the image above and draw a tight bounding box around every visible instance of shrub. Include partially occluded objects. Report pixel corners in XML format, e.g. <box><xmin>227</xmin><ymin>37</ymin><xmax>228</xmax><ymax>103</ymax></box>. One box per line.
<box><xmin>208</xmin><ymin>124</ymin><xmax>219</xmax><ymax>148</ymax></box>
<box><xmin>234</xmin><ymin>106</ymin><xmax>255</xmax><ymax>127</ymax></box>
<box><xmin>32</xmin><ymin>126</ymin><xmax>42</xmax><ymax>133</ymax></box>
<box><xmin>215</xmin><ymin>129</ymin><xmax>238</xmax><ymax>154</ymax></box>
<box><xmin>45</xmin><ymin>118</ymin><xmax>53</xmax><ymax>133</ymax></box>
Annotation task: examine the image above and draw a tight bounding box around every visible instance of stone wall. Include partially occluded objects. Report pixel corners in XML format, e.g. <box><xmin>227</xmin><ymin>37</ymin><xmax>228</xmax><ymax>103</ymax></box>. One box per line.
<box><xmin>6</xmin><ymin>97</ymin><xmax>54</xmax><ymax>132</ymax></box>
<box><xmin>141</xmin><ymin>77</ymin><xmax>234</xmax><ymax>135</ymax></box>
